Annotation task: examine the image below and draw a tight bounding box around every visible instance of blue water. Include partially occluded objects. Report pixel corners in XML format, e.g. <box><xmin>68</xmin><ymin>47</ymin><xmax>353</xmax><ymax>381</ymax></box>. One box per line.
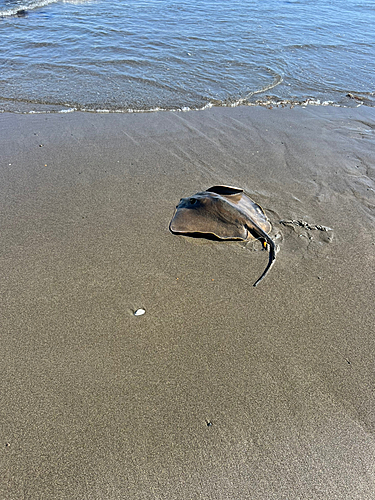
<box><xmin>0</xmin><ymin>0</ymin><xmax>374</xmax><ymax>113</ymax></box>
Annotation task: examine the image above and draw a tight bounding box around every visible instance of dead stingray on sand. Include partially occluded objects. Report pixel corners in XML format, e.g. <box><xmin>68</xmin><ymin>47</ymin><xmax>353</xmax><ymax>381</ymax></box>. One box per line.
<box><xmin>169</xmin><ymin>186</ymin><xmax>278</xmax><ymax>287</ymax></box>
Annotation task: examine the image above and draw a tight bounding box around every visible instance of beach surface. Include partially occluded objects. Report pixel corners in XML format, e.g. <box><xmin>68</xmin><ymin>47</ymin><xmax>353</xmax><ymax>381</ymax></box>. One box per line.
<box><xmin>1</xmin><ymin>105</ymin><xmax>375</xmax><ymax>499</ymax></box>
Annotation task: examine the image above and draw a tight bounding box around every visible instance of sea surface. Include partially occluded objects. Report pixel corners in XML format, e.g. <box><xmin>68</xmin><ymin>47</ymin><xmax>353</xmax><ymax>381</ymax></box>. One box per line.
<box><xmin>0</xmin><ymin>0</ymin><xmax>374</xmax><ymax>113</ymax></box>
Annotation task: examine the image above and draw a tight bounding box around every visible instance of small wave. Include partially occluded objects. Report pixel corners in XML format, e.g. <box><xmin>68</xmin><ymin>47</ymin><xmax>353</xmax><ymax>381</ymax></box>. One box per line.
<box><xmin>0</xmin><ymin>0</ymin><xmax>92</xmax><ymax>17</ymax></box>
<box><xmin>225</xmin><ymin>69</ymin><xmax>284</xmax><ymax>108</ymax></box>
<box><xmin>1</xmin><ymin>97</ymin><xmax>353</xmax><ymax>115</ymax></box>
<box><xmin>0</xmin><ymin>0</ymin><xmax>56</xmax><ymax>17</ymax></box>
<box><xmin>61</xmin><ymin>100</ymin><xmax>344</xmax><ymax>114</ymax></box>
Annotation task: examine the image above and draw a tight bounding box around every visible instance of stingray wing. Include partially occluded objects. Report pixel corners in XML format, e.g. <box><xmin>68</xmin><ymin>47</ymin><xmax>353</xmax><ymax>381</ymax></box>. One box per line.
<box><xmin>169</xmin><ymin>190</ymin><xmax>248</xmax><ymax>240</ymax></box>
<box><xmin>206</xmin><ymin>186</ymin><xmax>272</xmax><ymax>237</ymax></box>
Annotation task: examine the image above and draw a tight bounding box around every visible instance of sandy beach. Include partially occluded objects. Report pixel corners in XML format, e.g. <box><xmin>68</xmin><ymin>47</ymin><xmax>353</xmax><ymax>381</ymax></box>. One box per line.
<box><xmin>1</xmin><ymin>105</ymin><xmax>374</xmax><ymax>499</ymax></box>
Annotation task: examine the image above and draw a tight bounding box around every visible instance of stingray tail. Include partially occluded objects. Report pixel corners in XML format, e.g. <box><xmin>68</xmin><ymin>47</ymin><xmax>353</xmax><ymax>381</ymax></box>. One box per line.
<box><xmin>253</xmin><ymin>238</ymin><xmax>277</xmax><ymax>287</ymax></box>
<box><xmin>246</xmin><ymin>224</ymin><xmax>278</xmax><ymax>287</ymax></box>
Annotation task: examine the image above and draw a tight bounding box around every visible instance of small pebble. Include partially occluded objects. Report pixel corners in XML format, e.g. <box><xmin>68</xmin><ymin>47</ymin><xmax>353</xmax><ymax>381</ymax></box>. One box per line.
<box><xmin>134</xmin><ymin>308</ymin><xmax>146</xmax><ymax>316</ymax></box>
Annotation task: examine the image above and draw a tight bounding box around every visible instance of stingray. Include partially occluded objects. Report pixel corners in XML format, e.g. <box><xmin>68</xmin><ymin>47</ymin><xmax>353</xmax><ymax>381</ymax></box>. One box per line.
<box><xmin>169</xmin><ymin>185</ymin><xmax>278</xmax><ymax>287</ymax></box>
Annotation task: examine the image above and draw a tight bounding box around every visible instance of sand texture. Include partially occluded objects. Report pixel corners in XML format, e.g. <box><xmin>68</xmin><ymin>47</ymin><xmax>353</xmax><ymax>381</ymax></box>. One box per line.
<box><xmin>1</xmin><ymin>105</ymin><xmax>375</xmax><ymax>499</ymax></box>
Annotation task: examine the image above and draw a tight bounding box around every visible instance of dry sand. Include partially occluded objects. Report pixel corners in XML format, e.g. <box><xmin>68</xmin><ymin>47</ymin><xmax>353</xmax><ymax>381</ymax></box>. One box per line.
<box><xmin>1</xmin><ymin>105</ymin><xmax>374</xmax><ymax>499</ymax></box>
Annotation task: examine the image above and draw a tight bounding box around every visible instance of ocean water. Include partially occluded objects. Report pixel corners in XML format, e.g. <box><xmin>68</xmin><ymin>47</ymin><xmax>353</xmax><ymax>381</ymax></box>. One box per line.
<box><xmin>0</xmin><ymin>0</ymin><xmax>374</xmax><ymax>113</ymax></box>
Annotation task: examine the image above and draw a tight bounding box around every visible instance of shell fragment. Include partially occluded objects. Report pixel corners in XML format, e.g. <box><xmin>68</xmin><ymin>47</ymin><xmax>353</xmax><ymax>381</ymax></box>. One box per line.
<box><xmin>134</xmin><ymin>308</ymin><xmax>146</xmax><ymax>316</ymax></box>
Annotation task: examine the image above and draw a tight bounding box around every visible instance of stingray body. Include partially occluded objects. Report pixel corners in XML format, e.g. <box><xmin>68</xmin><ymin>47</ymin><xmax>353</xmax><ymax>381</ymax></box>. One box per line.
<box><xmin>169</xmin><ymin>185</ymin><xmax>277</xmax><ymax>287</ymax></box>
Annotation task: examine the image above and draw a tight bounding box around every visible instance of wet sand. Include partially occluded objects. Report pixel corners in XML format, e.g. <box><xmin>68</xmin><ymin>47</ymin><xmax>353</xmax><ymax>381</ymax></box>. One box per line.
<box><xmin>1</xmin><ymin>105</ymin><xmax>375</xmax><ymax>499</ymax></box>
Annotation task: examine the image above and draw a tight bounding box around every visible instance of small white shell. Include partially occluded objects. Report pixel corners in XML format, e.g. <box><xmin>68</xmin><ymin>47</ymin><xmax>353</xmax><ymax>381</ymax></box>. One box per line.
<box><xmin>134</xmin><ymin>308</ymin><xmax>146</xmax><ymax>316</ymax></box>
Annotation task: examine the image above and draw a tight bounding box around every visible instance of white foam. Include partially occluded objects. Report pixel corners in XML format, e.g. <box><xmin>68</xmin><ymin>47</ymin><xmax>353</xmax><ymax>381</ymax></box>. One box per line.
<box><xmin>58</xmin><ymin>107</ymin><xmax>77</xmax><ymax>113</ymax></box>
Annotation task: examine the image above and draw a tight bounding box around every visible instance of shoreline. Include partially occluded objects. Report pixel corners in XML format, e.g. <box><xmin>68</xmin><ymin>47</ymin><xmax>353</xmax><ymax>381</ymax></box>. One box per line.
<box><xmin>1</xmin><ymin>104</ymin><xmax>375</xmax><ymax>499</ymax></box>
<box><xmin>1</xmin><ymin>94</ymin><xmax>372</xmax><ymax>115</ymax></box>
